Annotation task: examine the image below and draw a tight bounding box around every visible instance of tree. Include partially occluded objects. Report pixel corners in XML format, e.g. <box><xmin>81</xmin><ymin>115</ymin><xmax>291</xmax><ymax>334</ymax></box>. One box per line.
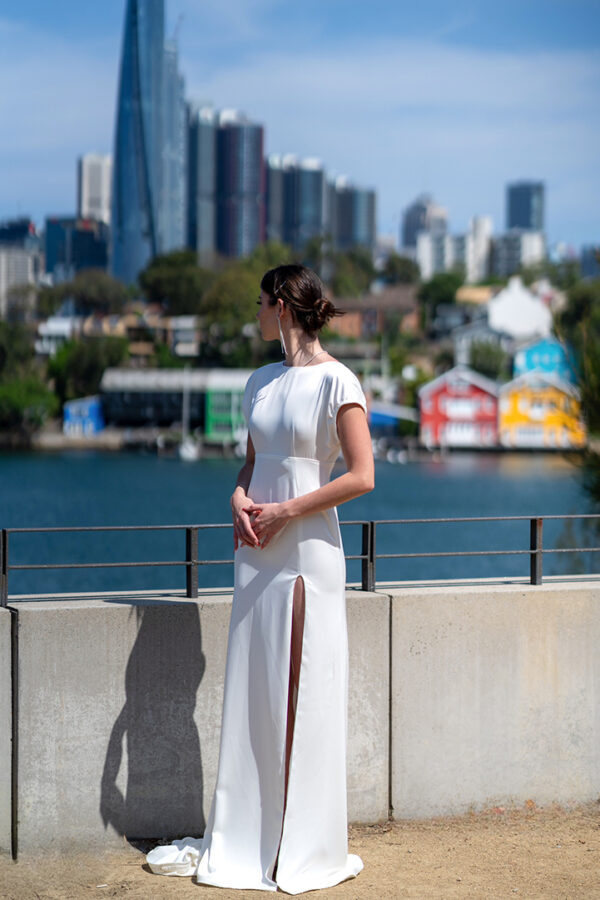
<box><xmin>0</xmin><ymin>377</ymin><xmax>58</xmax><ymax>429</ymax></box>
<box><xmin>48</xmin><ymin>337</ymin><xmax>129</xmax><ymax>405</ymax></box>
<box><xmin>139</xmin><ymin>250</ymin><xmax>215</xmax><ymax>315</ymax></box>
<box><xmin>330</xmin><ymin>247</ymin><xmax>375</xmax><ymax>297</ymax></box>
<box><xmin>469</xmin><ymin>341</ymin><xmax>510</xmax><ymax>381</ymax></box>
<box><xmin>63</xmin><ymin>270</ymin><xmax>130</xmax><ymax>315</ymax></box>
<box><xmin>383</xmin><ymin>253</ymin><xmax>420</xmax><ymax>285</ymax></box>
<box><xmin>418</xmin><ymin>271</ymin><xmax>464</xmax><ymax>331</ymax></box>
<box><xmin>0</xmin><ymin>321</ymin><xmax>35</xmax><ymax>378</ymax></box>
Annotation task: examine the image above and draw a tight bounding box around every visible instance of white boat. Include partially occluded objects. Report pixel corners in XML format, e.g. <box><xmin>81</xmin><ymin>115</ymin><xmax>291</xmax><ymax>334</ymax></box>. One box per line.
<box><xmin>178</xmin><ymin>366</ymin><xmax>201</xmax><ymax>461</ymax></box>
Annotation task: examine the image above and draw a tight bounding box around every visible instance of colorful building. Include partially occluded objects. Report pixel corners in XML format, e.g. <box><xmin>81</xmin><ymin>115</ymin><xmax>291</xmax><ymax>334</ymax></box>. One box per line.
<box><xmin>499</xmin><ymin>372</ymin><xmax>586</xmax><ymax>449</ymax></box>
<box><xmin>418</xmin><ymin>365</ymin><xmax>499</xmax><ymax>448</ymax></box>
<box><xmin>512</xmin><ymin>336</ymin><xmax>577</xmax><ymax>384</ymax></box>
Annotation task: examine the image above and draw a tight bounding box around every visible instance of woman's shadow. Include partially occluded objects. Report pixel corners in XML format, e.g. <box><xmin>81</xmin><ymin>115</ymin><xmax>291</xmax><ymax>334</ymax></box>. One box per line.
<box><xmin>100</xmin><ymin>600</ymin><xmax>206</xmax><ymax>842</ymax></box>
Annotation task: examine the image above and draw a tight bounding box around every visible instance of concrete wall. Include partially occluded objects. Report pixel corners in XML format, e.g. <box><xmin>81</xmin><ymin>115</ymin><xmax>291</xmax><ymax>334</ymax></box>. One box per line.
<box><xmin>0</xmin><ymin>608</ymin><xmax>11</xmax><ymax>854</ymax></box>
<box><xmin>3</xmin><ymin>579</ymin><xmax>600</xmax><ymax>854</ymax></box>
<box><xmin>391</xmin><ymin>580</ymin><xmax>600</xmax><ymax>818</ymax></box>
<box><xmin>4</xmin><ymin>588</ymin><xmax>388</xmax><ymax>854</ymax></box>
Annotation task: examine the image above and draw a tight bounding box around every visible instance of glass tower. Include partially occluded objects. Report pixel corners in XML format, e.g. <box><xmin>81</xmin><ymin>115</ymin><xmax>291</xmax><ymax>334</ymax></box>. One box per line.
<box><xmin>111</xmin><ymin>0</ymin><xmax>165</xmax><ymax>284</ymax></box>
<box><xmin>506</xmin><ymin>181</ymin><xmax>545</xmax><ymax>232</ymax></box>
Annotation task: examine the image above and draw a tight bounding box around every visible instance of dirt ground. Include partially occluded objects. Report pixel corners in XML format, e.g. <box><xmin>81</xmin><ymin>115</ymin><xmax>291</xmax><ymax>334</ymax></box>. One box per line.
<box><xmin>2</xmin><ymin>804</ymin><xmax>600</xmax><ymax>900</ymax></box>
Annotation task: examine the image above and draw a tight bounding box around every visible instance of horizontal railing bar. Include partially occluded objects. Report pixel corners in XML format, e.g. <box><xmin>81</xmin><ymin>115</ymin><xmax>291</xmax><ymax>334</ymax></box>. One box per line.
<box><xmin>370</xmin><ymin>514</ymin><xmax>600</xmax><ymax>525</ymax></box>
<box><xmin>10</xmin><ymin>559</ymin><xmax>237</xmax><ymax>571</ymax></box>
<box><xmin>378</xmin><ymin>549</ymin><xmax>534</xmax><ymax>559</ymax></box>
<box><xmin>5</xmin><ymin>524</ymin><xmax>231</xmax><ymax>534</ymax></box>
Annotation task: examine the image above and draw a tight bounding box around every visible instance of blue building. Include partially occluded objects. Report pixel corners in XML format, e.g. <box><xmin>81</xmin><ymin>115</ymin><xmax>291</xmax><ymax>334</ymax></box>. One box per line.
<box><xmin>506</xmin><ymin>181</ymin><xmax>545</xmax><ymax>232</ymax></box>
<box><xmin>513</xmin><ymin>337</ymin><xmax>577</xmax><ymax>384</ymax></box>
<box><xmin>187</xmin><ymin>104</ymin><xmax>217</xmax><ymax>265</ymax></box>
<box><xmin>216</xmin><ymin>110</ymin><xmax>265</xmax><ymax>258</ymax></box>
<box><xmin>111</xmin><ymin>0</ymin><xmax>186</xmax><ymax>284</ymax></box>
<box><xmin>45</xmin><ymin>217</ymin><xmax>109</xmax><ymax>281</ymax></box>
<box><xmin>63</xmin><ymin>396</ymin><xmax>105</xmax><ymax>437</ymax></box>
<box><xmin>329</xmin><ymin>178</ymin><xmax>376</xmax><ymax>252</ymax></box>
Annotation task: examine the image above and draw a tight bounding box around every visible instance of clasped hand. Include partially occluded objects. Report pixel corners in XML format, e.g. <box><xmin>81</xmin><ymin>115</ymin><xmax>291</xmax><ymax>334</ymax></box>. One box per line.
<box><xmin>232</xmin><ymin>494</ymin><xmax>289</xmax><ymax>550</ymax></box>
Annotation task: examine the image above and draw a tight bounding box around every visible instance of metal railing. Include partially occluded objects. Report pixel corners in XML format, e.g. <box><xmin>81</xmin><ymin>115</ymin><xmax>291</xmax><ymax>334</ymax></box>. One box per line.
<box><xmin>1</xmin><ymin>514</ymin><xmax>599</xmax><ymax>606</ymax></box>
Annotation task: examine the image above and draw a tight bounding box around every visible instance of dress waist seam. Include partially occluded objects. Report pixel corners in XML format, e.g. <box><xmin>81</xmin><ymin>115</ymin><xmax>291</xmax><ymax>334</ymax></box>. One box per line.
<box><xmin>254</xmin><ymin>452</ymin><xmax>322</xmax><ymax>464</ymax></box>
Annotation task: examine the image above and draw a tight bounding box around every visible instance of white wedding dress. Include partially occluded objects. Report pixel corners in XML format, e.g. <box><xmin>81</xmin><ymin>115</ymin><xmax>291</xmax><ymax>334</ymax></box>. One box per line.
<box><xmin>147</xmin><ymin>360</ymin><xmax>366</xmax><ymax>894</ymax></box>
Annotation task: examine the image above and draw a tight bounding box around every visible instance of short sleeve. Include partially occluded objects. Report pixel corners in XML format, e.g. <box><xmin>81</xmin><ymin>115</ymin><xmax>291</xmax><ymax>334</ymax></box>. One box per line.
<box><xmin>242</xmin><ymin>371</ymin><xmax>257</xmax><ymax>425</ymax></box>
<box><xmin>327</xmin><ymin>367</ymin><xmax>367</xmax><ymax>428</ymax></box>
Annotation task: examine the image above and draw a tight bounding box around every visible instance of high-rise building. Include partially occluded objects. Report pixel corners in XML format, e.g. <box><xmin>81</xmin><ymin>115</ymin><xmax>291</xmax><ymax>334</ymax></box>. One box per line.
<box><xmin>111</xmin><ymin>0</ymin><xmax>186</xmax><ymax>283</ymax></box>
<box><xmin>265</xmin><ymin>156</ymin><xmax>326</xmax><ymax>252</ymax></box>
<box><xmin>187</xmin><ymin>104</ymin><xmax>217</xmax><ymax>265</ymax></box>
<box><xmin>581</xmin><ymin>245</ymin><xmax>600</xmax><ymax>279</ymax></box>
<box><xmin>162</xmin><ymin>40</ymin><xmax>187</xmax><ymax>252</ymax></box>
<box><xmin>77</xmin><ymin>154</ymin><xmax>112</xmax><ymax>225</ymax></box>
<box><xmin>491</xmin><ymin>230</ymin><xmax>545</xmax><ymax>278</ymax></box>
<box><xmin>0</xmin><ymin>247</ymin><xmax>42</xmax><ymax>319</ymax></box>
<box><xmin>216</xmin><ymin>110</ymin><xmax>265</xmax><ymax>258</ymax></box>
<box><xmin>45</xmin><ymin>217</ymin><xmax>109</xmax><ymax>281</ymax></box>
<box><xmin>401</xmin><ymin>194</ymin><xmax>447</xmax><ymax>251</ymax></box>
<box><xmin>506</xmin><ymin>181</ymin><xmax>545</xmax><ymax>231</ymax></box>
<box><xmin>329</xmin><ymin>178</ymin><xmax>376</xmax><ymax>252</ymax></box>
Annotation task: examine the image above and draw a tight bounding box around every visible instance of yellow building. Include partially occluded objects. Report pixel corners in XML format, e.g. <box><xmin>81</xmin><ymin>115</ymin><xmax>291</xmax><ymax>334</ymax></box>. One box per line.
<box><xmin>499</xmin><ymin>372</ymin><xmax>586</xmax><ymax>449</ymax></box>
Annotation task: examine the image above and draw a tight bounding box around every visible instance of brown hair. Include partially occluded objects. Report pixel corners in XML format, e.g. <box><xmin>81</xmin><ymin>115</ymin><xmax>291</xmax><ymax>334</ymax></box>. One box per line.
<box><xmin>261</xmin><ymin>264</ymin><xmax>343</xmax><ymax>336</ymax></box>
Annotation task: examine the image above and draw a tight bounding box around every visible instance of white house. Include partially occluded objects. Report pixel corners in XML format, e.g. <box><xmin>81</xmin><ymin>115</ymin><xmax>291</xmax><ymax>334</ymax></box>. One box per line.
<box><xmin>488</xmin><ymin>276</ymin><xmax>552</xmax><ymax>341</ymax></box>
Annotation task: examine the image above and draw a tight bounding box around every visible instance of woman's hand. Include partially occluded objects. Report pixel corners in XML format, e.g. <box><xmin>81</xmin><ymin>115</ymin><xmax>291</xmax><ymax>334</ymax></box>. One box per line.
<box><xmin>231</xmin><ymin>488</ymin><xmax>260</xmax><ymax>550</ymax></box>
<box><xmin>243</xmin><ymin>501</ymin><xmax>291</xmax><ymax>549</ymax></box>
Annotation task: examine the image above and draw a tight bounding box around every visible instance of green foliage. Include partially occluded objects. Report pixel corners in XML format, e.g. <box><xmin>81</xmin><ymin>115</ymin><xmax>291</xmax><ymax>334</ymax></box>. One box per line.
<box><xmin>48</xmin><ymin>337</ymin><xmax>129</xmax><ymax>405</ymax></box>
<box><xmin>152</xmin><ymin>343</ymin><xmax>187</xmax><ymax>369</ymax></box>
<box><xmin>520</xmin><ymin>258</ymin><xmax>581</xmax><ymax>291</ymax></box>
<box><xmin>469</xmin><ymin>341</ymin><xmax>510</xmax><ymax>381</ymax></box>
<box><xmin>418</xmin><ymin>272</ymin><xmax>463</xmax><ymax>311</ymax></box>
<box><xmin>556</xmin><ymin>279</ymin><xmax>600</xmax><ymax>434</ymax></box>
<box><xmin>0</xmin><ymin>377</ymin><xmax>58</xmax><ymax>429</ymax></box>
<box><xmin>382</xmin><ymin>253</ymin><xmax>420</xmax><ymax>285</ymax></box>
<box><xmin>330</xmin><ymin>246</ymin><xmax>375</xmax><ymax>297</ymax></box>
<box><xmin>0</xmin><ymin>321</ymin><xmax>34</xmax><ymax>378</ymax></box>
<box><xmin>139</xmin><ymin>250</ymin><xmax>215</xmax><ymax>315</ymax></box>
<box><xmin>41</xmin><ymin>270</ymin><xmax>130</xmax><ymax>317</ymax></box>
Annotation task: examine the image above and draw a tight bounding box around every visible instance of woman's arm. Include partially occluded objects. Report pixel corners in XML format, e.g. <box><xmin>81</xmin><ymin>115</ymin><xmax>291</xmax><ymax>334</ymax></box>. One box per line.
<box><xmin>245</xmin><ymin>404</ymin><xmax>374</xmax><ymax>548</ymax></box>
<box><xmin>231</xmin><ymin>435</ymin><xmax>260</xmax><ymax>549</ymax></box>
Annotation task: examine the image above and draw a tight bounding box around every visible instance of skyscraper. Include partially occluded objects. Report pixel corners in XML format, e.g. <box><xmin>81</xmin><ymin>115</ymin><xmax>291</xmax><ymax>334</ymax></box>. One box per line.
<box><xmin>401</xmin><ymin>194</ymin><xmax>447</xmax><ymax>251</ymax></box>
<box><xmin>265</xmin><ymin>156</ymin><xmax>326</xmax><ymax>252</ymax></box>
<box><xmin>187</xmin><ymin>104</ymin><xmax>217</xmax><ymax>265</ymax></box>
<box><xmin>111</xmin><ymin>0</ymin><xmax>186</xmax><ymax>284</ymax></box>
<box><xmin>216</xmin><ymin>110</ymin><xmax>265</xmax><ymax>258</ymax></box>
<box><xmin>506</xmin><ymin>181</ymin><xmax>545</xmax><ymax>231</ymax></box>
<box><xmin>329</xmin><ymin>178</ymin><xmax>376</xmax><ymax>252</ymax></box>
<box><xmin>77</xmin><ymin>154</ymin><xmax>112</xmax><ymax>226</ymax></box>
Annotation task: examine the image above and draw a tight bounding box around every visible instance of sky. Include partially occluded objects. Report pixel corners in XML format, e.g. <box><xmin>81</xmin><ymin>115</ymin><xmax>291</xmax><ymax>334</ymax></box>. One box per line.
<box><xmin>1</xmin><ymin>0</ymin><xmax>599</xmax><ymax>249</ymax></box>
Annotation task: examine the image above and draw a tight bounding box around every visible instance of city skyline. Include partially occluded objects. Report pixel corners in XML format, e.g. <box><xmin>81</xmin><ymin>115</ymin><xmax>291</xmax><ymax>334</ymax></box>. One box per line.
<box><xmin>0</xmin><ymin>1</ymin><xmax>599</xmax><ymax>249</ymax></box>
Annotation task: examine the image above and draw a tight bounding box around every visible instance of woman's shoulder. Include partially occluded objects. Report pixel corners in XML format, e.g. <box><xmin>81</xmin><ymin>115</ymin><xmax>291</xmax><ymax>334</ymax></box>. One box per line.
<box><xmin>244</xmin><ymin>362</ymin><xmax>283</xmax><ymax>391</ymax></box>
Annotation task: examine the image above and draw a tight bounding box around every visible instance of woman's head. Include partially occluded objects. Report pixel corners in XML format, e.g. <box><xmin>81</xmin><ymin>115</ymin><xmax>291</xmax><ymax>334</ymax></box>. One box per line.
<box><xmin>260</xmin><ymin>264</ymin><xmax>342</xmax><ymax>336</ymax></box>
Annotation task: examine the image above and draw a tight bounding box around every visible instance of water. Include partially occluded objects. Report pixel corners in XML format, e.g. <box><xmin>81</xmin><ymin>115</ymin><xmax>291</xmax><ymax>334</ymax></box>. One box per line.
<box><xmin>0</xmin><ymin>450</ymin><xmax>597</xmax><ymax>596</ymax></box>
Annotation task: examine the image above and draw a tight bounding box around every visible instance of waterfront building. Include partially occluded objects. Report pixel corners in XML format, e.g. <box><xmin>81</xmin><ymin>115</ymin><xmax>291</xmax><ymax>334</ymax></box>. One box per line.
<box><xmin>187</xmin><ymin>104</ymin><xmax>217</xmax><ymax>265</ymax></box>
<box><xmin>0</xmin><ymin>245</ymin><xmax>42</xmax><ymax>319</ymax></box>
<box><xmin>491</xmin><ymin>229</ymin><xmax>545</xmax><ymax>278</ymax></box>
<box><xmin>329</xmin><ymin>177</ymin><xmax>376</xmax><ymax>252</ymax></box>
<box><xmin>506</xmin><ymin>181</ymin><xmax>545</xmax><ymax>231</ymax></box>
<box><xmin>488</xmin><ymin>276</ymin><xmax>552</xmax><ymax>341</ymax></box>
<box><xmin>401</xmin><ymin>194</ymin><xmax>447</xmax><ymax>251</ymax></box>
<box><xmin>499</xmin><ymin>372</ymin><xmax>586</xmax><ymax>449</ymax></box>
<box><xmin>63</xmin><ymin>396</ymin><xmax>105</xmax><ymax>437</ymax></box>
<box><xmin>216</xmin><ymin>110</ymin><xmax>265</xmax><ymax>258</ymax></box>
<box><xmin>77</xmin><ymin>154</ymin><xmax>112</xmax><ymax>225</ymax></box>
<box><xmin>418</xmin><ymin>365</ymin><xmax>499</xmax><ymax>449</ymax></box>
<box><xmin>512</xmin><ymin>337</ymin><xmax>577</xmax><ymax>384</ymax></box>
<box><xmin>45</xmin><ymin>217</ymin><xmax>109</xmax><ymax>281</ymax></box>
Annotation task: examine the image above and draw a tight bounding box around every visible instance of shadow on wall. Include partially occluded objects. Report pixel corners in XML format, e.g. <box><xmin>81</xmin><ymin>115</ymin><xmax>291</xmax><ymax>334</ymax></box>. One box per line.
<box><xmin>100</xmin><ymin>602</ymin><xmax>206</xmax><ymax>840</ymax></box>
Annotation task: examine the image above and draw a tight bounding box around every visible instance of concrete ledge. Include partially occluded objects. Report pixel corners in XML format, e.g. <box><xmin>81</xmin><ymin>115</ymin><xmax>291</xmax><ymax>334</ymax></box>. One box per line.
<box><xmin>390</xmin><ymin>580</ymin><xmax>600</xmax><ymax>818</ymax></box>
<box><xmin>0</xmin><ymin>608</ymin><xmax>11</xmax><ymax>854</ymax></box>
<box><xmin>6</xmin><ymin>588</ymin><xmax>387</xmax><ymax>852</ymax></box>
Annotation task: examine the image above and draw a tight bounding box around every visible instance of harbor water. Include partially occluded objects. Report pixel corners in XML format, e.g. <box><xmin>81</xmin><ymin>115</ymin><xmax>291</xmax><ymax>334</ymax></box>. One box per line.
<box><xmin>1</xmin><ymin>450</ymin><xmax>597</xmax><ymax>597</ymax></box>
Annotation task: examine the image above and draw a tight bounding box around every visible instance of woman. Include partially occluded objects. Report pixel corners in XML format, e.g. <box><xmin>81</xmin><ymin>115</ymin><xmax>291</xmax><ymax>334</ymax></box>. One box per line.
<box><xmin>148</xmin><ymin>264</ymin><xmax>374</xmax><ymax>893</ymax></box>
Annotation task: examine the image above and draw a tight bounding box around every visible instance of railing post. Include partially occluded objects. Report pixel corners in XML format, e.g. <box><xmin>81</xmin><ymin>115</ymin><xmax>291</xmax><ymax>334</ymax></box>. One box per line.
<box><xmin>1</xmin><ymin>530</ymin><xmax>8</xmax><ymax>607</ymax></box>
<box><xmin>361</xmin><ymin>521</ymin><xmax>376</xmax><ymax>592</ymax></box>
<box><xmin>186</xmin><ymin>526</ymin><xmax>199</xmax><ymax>598</ymax></box>
<box><xmin>529</xmin><ymin>517</ymin><xmax>543</xmax><ymax>585</ymax></box>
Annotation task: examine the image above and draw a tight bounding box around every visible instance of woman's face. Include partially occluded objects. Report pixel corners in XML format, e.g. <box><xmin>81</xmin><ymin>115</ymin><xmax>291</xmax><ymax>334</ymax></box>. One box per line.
<box><xmin>256</xmin><ymin>289</ymin><xmax>279</xmax><ymax>341</ymax></box>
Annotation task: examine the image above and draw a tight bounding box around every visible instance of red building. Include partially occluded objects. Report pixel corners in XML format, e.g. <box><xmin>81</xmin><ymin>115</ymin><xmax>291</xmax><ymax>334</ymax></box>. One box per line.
<box><xmin>418</xmin><ymin>365</ymin><xmax>499</xmax><ymax>448</ymax></box>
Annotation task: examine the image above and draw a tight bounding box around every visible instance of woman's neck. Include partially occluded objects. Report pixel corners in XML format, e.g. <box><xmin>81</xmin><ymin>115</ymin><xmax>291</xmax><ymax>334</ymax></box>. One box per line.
<box><xmin>282</xmin><ymin>328</ymin><xmax>323</xmax><ymax>367</ymax></box>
